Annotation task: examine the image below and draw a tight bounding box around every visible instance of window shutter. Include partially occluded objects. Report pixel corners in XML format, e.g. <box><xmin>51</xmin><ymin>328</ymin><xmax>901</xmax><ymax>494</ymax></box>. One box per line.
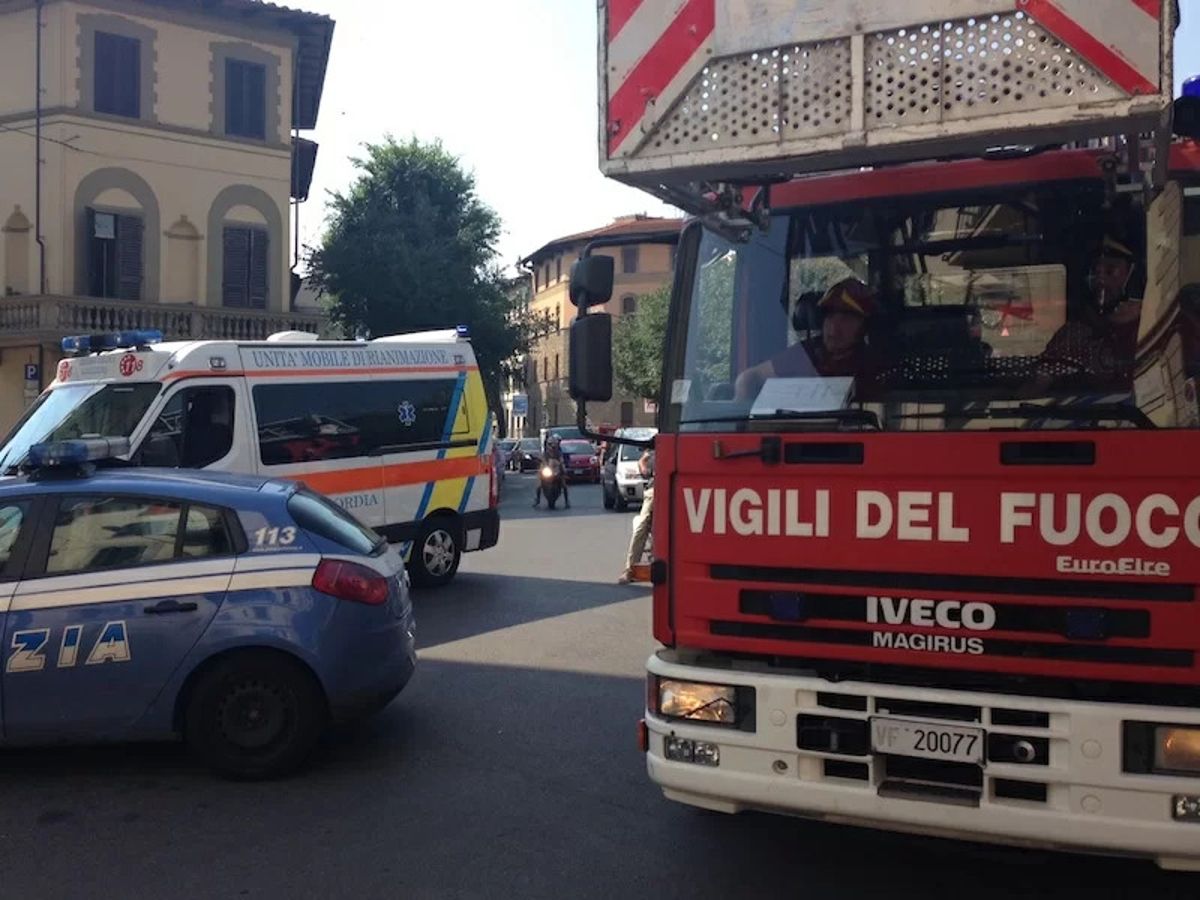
<box><xmin>225</xmin><ymin>60</ymin><xmax>244</xmax><ymax>136</ymax></box>
<box><xmin>248</xmin><ymin>229</ymin><xmax>268</xmax><ymax>309</ymax></box>
<box><xmin>248</xmin><ymin>63</ymin><xmax>266</xmax><ymax>139</ymax></box>
<box><xmin>222</xmin><ymin>227</ymin><xmax>250</xmax><ymax>308</ymax></box>
<box><xmin>118</xmin><ymin>36</ymin><xmax>140</xmax><ymax>118</ymax></box>
<box><xmin>86</xmin><ymin>207</ymin><xmax>99</xmax><ymax>295</ymax></box>
<box><xmin>116</xmin><ymin>215</ymin><xmax>143</xmax><ymax>301</ymax></box>
<box><xmin>94</xmin><ymin>35</ymin><xmax>116</xmax><ymax>113</ymax></box>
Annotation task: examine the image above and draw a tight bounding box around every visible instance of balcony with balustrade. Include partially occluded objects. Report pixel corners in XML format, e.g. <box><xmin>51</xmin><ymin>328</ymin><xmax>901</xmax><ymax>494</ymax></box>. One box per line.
<box><xmin>0</xmin><ymin>294</ymin><xmax>327</xmax><ymax>345</ymax></box>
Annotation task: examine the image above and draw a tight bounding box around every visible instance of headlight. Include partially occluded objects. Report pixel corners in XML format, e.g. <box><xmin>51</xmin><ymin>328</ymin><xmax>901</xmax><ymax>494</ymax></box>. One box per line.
<box><xmin>1125</xmin><ymin>722</ymin><xmax>1200</xmax><ymax>775</ymax></box>
<box><xmin>1156</xmin><ymin>727</ymin><xmax>1200</xmax><ymax>774</ymax></box>
<box><xmin>656</xmin><ymin>678</ymin><xmax>737</xmax><ymax>725</ymax></box>
<box><xmin>540</xmin><ymin>466</ymin><xmax>553</xmax><ymax>478</ymax></box>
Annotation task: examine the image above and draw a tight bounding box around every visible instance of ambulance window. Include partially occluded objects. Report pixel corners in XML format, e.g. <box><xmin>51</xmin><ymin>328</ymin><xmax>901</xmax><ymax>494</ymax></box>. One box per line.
<box><xmin>253</xmin><ymin>379</ymin><xmax>469</xmax><ymax>466</ymax></box>
<box><xmin>143</xmin><ymin>386</ymin><xmax>235</xmax><ymax>469</ymax></box>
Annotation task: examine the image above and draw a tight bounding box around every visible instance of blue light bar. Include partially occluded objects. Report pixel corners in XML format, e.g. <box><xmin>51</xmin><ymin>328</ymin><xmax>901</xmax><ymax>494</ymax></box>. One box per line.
<box><xmin>455</xmin><ymin>324</ymin><xmax>470</xmax><ymax>339</ymax></box>
<box><xmin>1185</xmin><ymin>74</ymin><xmax>1200</xmax><ymax>99</ymax></box>
<box><xmin>27</xmin><ymin>437</ymin><xmax>131</xmax><ymax>468</ymax></box>
<box><xmin>60</xmin><ymin>330</ymin><xmax>163</xmax><ymax>354</ymax></box>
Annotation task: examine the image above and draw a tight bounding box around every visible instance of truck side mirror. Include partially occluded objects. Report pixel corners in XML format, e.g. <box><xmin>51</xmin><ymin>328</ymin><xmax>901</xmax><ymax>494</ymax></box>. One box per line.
<box><xmin>569</xmin><ymin>256</ymin><xmax>614</xmax><ymax>308</ymax></box>
<box><xmin>569</xmin><ymin>313</ymin><xmax>613</xmax><ymax>402</ymax></box>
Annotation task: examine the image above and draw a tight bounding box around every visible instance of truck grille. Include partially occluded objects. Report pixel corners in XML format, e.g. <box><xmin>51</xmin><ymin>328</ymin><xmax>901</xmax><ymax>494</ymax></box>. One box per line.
<box><xmin>700</xmin><ymin>565</ymin><xmax>1195</xmax><ymax>674</ymax></box>
<box><xmin>797</xmin><ymin>689</ymin><xmax>1053</xmax><ymax>808</ymax></box>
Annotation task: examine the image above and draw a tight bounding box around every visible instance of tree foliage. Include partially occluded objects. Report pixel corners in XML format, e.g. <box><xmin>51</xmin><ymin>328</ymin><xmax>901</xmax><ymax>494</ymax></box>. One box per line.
<box><xmin>308</xmin><ymin>137</ymin><xmax>534</xmax><ymax>418</ymax></box>
<box><xmin>612</xmin><ymin>286</ymin><xmax>671</xmax><ymax>400</ymax></box>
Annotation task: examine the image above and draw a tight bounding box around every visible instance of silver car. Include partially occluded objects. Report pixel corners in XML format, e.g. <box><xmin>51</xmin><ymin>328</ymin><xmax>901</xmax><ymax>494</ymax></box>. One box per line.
<box><xmin>601</xmin><ymin>428</ymin><xmax>656</xmax><ymax>511</ymax></box>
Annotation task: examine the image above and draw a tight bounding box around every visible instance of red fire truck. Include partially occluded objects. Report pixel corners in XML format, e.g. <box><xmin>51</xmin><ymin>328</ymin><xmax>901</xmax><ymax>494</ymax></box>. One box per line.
<box><xmin>568</xmin><ymin>0</ymin><xmax>1200</xmax><ymax>870</ymax></box>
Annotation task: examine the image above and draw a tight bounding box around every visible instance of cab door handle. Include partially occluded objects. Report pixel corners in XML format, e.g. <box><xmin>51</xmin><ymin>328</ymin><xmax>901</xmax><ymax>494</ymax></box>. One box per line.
<box><xmin>144</xmin><ymin>599</ymin><xmax>198</xmax><ymax>615</ymax></box>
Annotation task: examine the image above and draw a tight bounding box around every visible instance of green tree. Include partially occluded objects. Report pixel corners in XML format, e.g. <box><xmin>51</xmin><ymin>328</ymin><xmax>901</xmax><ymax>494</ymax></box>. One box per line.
<box><xmin>612</xmin><ymin>286</ymin><xmax>670</xmax><ymax>400</ymax></box>
<box><xmin>308</xmin><ymin>136</ymin><xmax>534</xmax><ymax>418</ymax></box>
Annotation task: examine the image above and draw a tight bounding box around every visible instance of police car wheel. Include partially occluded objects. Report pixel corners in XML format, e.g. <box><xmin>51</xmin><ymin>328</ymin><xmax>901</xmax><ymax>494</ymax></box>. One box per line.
<box><xmin>410</xmin><ymin>520</ymin><xmax>461</xmax><ymax>588</ymax></box>
<box><xmin>185</xmin><ymin>653</ymin><xmax>326</xmax><ymax>780</ymax></box>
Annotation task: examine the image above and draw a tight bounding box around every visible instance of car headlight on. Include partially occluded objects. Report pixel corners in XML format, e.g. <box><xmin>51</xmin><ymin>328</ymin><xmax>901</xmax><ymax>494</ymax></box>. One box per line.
<box><xmin>656</xmin><ymin>678</ymin><xmax>738</xmax><ymax>725</ymax></box>
<box><xmin>540</xmin><ymin>466</ymin><xmax>553</xmax><ymax>478</ymax></box>
<box><xmin>1156</xmin><ymin>727</ymin><xmax>1200</xmax><ymax>774</ymax></box>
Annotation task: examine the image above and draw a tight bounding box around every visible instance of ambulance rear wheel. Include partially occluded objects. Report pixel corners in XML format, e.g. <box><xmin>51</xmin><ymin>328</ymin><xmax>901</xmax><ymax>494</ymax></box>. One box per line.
<box><xmin>410</xmin><ymin>518</ymin><xmax>461</xmax><ymax>588</ymax></box>
<box><xmin>184</xmin><ymin>652</ymin><xmax>327</xmax><ymax>780</ymax></box>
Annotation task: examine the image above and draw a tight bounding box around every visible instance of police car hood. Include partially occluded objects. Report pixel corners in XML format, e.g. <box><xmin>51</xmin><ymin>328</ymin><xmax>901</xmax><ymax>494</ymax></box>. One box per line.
<box><xmin>665</xmin><ymin>430</ymin><xmax>1200</xmax><ymax>688</ymax></box>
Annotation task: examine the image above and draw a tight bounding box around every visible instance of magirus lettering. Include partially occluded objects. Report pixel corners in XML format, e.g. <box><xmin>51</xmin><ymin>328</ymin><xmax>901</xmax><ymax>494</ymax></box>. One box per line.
<box><xmin>872</xmin><ymin>632</ymin><xmax>986</xmax><ymax>656</ymax></box>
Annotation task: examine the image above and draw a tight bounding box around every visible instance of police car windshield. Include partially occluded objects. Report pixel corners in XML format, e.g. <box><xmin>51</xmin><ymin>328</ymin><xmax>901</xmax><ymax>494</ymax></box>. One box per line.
<box><xmin>668</xmin><ymin>179</ymin><xmax>1177</xmax><ymax>433</ymax></box>
<box><xmin>0</xmin><ymin>383</ymin><xmax>160</xmax><ymax>473</ymax></box>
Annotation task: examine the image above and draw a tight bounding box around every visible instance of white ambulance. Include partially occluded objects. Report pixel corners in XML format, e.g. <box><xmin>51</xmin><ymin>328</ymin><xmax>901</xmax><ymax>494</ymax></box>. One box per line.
<box><xmin>0</xmin><ymin>328</ymin><xmax>499</xmax><ymax>586</ymax></box>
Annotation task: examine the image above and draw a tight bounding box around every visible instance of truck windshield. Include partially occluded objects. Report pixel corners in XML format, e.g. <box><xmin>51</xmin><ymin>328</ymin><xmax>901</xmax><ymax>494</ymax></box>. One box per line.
<box><xmin>667</xmin><ymin>178</ymin><xmax>1188</xmax><ymax>433</ymax></box>
<box><xmin>0</xmin><ymin>383</ymin><xmax>161</xmax><ymax>473</ymax></box>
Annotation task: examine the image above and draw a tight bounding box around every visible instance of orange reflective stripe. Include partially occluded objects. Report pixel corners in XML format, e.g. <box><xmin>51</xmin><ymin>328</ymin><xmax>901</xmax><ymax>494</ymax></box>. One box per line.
<box><xmin>295</xmin><ymin>456</ymin><xmax>490</xmax><ymax>496</ymax></box>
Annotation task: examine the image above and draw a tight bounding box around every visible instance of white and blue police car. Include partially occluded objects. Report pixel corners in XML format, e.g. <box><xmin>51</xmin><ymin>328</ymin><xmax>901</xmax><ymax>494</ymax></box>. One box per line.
<box><xmin>0</xmin><ymin>438</ymin><xmax>416</xmax><ymax>778</ymax></box>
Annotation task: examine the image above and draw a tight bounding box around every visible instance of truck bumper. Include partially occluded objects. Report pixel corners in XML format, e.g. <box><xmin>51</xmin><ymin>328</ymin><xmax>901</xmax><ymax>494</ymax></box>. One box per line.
<box><xmin>645</xmin><ymin>652</ymin><xmax>1200</xmax><ymax>871</ymax></box>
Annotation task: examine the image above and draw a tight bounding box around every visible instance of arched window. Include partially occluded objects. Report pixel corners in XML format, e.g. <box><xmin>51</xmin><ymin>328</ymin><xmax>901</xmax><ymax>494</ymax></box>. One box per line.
<box><xmin>207</xmin><ymin>185</ymin><xmax>283</xmax><ymax>311</ymax></box>
<box><xmin>74</xmin><ymin>167</ymin><xmax>161</xmax><ymax>301</ymax></box>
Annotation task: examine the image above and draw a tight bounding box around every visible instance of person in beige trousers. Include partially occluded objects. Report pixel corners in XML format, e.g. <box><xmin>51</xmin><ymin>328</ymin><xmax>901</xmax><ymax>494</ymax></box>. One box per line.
<box><xmin>618</xmin><ymin>448</ymin><xmax>655</xmax><ymax>584</ymax></box>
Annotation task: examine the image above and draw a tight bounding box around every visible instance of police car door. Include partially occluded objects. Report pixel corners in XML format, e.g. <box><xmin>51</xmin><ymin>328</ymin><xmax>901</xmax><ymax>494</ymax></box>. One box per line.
<box><xmin>2</xmin><ymin>494</ymin><xmax>234</xmax><ymax>741</ymax></box>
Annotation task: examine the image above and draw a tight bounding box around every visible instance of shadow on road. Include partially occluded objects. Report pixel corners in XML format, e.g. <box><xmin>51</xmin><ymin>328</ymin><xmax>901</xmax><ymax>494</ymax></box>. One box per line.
<box><xmin>2</xmin><ymin>658</ymin><xmax>1193</xmax><ymax>900</ymax></box>
<box><xmin>495</xmin><ymin>473</ymin><xmax>619</xmax><ymax>522</ymax></box>
<box><xmin>412</xmin><ymin>571</ymin><xmax>642</xmax><ymax>650</ymax></box>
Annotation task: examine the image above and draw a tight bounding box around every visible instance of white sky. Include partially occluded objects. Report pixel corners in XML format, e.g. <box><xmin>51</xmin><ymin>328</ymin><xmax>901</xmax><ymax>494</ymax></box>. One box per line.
<box><xmin>297</xmin><ymin>0</ymin><xmax>1200</xmax><ymax>271</ymax></box>
<box><xmin>295</xmin><ymin>0</ymin><xmax>673</xmax><ymax>273</ymax></box>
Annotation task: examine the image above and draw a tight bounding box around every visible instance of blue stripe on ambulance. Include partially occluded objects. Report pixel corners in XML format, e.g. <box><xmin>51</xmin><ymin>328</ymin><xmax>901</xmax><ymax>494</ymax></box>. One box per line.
<box><xmin>458</xmin><ymin>414</ymin><xmax>492</xmax><ymax>514</ymax></box>
<box><xmin>403</xmin><ymin>370</ymin><xmax>468</xmax><ymax>558</ymax></box>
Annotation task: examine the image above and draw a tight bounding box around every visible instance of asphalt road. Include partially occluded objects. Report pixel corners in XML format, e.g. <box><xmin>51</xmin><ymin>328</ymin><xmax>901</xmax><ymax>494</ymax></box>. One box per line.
<box><xmin>0</xmin><ymin>474</ymin><xmax>1195</xmax><ymax>899</ymax></box>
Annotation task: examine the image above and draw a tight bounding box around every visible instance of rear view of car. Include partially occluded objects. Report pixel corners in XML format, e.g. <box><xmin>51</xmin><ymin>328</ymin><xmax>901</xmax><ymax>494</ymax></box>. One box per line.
<box><xmin>515</xmin><ymin>438</ymin><xmax>542</xmax><ymax>472</ymax></box>
<box><xmin>0</xmin><ymin>439</ymin><xmax>415</xmax><ymax>779</ymax></box>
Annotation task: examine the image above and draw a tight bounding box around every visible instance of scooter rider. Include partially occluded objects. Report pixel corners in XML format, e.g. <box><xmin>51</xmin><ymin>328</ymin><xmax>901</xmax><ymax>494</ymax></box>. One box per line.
<box><xmin>532</xmin><ymin>433</ymin><xmax>570</xmax><ymax>508</ymax></box>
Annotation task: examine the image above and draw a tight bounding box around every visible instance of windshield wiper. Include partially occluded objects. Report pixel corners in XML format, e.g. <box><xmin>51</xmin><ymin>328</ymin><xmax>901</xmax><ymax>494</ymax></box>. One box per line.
<box><xmin>682</xmin><ymin>408</ymin><xmax>880</xmax><ymax>430</ymax></box>
<box><xmin>892</xmin><ymin>403</ymin><xmax>1154</xmax><ymax>429</ymax></box>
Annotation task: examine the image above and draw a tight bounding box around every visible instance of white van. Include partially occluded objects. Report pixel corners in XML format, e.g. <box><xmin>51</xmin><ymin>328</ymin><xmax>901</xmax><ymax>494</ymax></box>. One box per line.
<box><xmin>0</xmin><ymin>328</ymin><xmax>499</xmax><ymax>586</ymax></box>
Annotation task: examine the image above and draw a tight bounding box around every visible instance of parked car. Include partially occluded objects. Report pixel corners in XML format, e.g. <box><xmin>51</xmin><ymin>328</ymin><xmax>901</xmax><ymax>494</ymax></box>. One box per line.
<box><xmin>514</xmin><ymin>438</ymin><xmax>543</xmax><ymax>473</ymax></box>
<box><xmin>559</xmin><ymin>439</ymin><xmax>601</xmax><ymax>483</ymax></box>
<box><xmin>602</xmin><ymin>428</ymin><xmax>657</xmax><ymax>511</ymax></box>
<box><xmin>0</xmin><ymin>437</ymin><xmax>415</xmax><ymax>779</ymax></box>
